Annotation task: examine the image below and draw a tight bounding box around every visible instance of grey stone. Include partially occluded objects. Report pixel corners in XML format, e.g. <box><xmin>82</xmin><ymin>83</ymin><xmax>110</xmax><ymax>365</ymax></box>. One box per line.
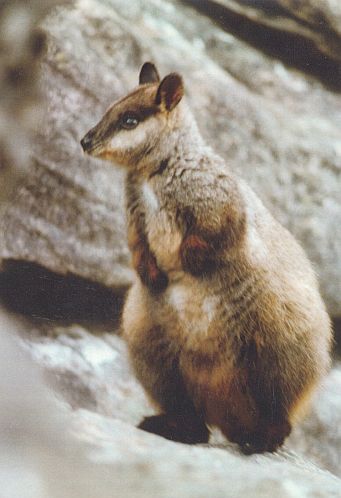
<box><xmin>24</xmin><ymin>322</ymin><xmax>341</xmax><ymax>480</ymax></box>
<box><xmin>2</xmin><ymin>317</ymin><xmax>339</xmax><ymax>497</ymax></box>
<box><xmin>185</xmin><ymin>0</ymin><xmax>341</xmax><ymax>63</ymax></box>
<box><xmin>288</xmin><ymin>363</ymin><xmax>341</xmax><ymax>479</ymax></box>
<box><xmin>0</xmin><ymin>0</ymin><xmax>60</xmax><ymax>203</ymax></box>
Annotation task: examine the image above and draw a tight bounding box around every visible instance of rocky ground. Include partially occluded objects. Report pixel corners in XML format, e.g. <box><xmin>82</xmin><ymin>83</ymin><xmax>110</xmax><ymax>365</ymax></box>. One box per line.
<box><xmin>1</xmin><ymin>313</ymin><xmax>341</xmax><ymax>498</ymax></box>
<box><xmin>0</xmin><ymin>1</ymin><xmax>340</xmax><ymax>497</ymax></box>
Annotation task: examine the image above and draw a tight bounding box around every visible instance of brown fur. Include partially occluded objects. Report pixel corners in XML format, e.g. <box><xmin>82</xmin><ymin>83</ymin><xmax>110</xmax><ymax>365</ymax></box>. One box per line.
<box><xmin>81</xmin><ymin>62</ymin><xmax>332</xmax><ymax>454</ymax></box>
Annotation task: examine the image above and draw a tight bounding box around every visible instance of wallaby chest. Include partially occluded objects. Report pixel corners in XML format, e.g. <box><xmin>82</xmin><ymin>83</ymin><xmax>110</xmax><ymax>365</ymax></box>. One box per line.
<box><xmin>130</xmin><ymin>177</ymin><xmax>183</xmax><ymax>272</ymax></box>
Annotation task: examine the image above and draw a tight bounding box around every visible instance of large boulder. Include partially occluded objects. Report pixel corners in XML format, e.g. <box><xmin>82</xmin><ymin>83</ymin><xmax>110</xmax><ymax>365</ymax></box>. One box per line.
<box><xmin>0</xmin><ymin>0</ymin><xmax>340</xmax><ymax>316</ymax></box>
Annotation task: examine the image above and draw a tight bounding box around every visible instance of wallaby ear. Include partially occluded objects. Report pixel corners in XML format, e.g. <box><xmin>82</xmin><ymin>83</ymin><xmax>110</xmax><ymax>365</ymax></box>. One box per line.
<box><xmin>139</xmin><ymin>62</ymin><xmax>160</xmax><ymax>85</ymax></box>
<box><xmin>155</xmin><ymin>73</ymin><xmax>184</xmax><ymax>111</ymax></box>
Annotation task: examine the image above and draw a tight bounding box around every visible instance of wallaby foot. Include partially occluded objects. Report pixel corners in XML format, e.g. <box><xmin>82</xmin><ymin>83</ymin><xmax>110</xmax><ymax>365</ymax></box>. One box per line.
<box><xmin>236</xmin><ymin>420</ymin><xmax>291</xmax><ymax>455</ymax></box>
<box><xmin>138</xmin><ymin>414</ymin><xmax>209</xmax><ymax>445</ymax></box>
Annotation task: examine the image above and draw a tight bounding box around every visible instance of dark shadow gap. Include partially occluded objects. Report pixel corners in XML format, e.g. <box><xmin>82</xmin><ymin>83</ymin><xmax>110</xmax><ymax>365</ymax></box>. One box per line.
<box><xmin>184</xmin><ymin>0</ymin><xmax>341</xmax><ymax>91</ymax></box>
<box><xmin>0</xmin><ymin>259</ymin><xmax>126</xmax><ymax>331</ymax></box>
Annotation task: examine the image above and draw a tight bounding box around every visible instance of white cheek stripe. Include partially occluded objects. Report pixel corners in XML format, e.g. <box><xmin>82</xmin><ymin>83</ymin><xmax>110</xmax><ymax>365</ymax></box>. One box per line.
<box><xmin>109</xmin><ymin>117</ymin><xmax>157</xmax><ymax>151</ymax></box>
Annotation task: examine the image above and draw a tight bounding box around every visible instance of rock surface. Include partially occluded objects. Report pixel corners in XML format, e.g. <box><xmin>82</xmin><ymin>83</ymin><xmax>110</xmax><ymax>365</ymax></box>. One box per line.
<box><xmin>20</xmin><ymin>320</ymin><xmax>341</xmax><ymax>479</ymax></box>
<box><xmin>0</xmin><ymin>0</ymin><xmax>59</xmax><ymax>203</ymax></box>
<box><xmin>1</xmin><ymin>316</ymin><xmax>341</xmax><ymax>498</ymax></box>
<box><xmin>185</xmin><ymin>0</ymin><xmax>341</xmax><ymax>67</ymax></box>
<box><xmin>0</xmin><ymin>0</ymin><xmax>340</xmax><ymax>315</ymax></box>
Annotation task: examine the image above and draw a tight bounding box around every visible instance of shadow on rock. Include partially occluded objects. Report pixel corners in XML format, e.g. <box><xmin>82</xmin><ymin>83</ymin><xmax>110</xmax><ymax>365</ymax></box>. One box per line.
<box><xmin>0</xmin><ymin>259</ymin><xmax>125</xmax><ymax>329</ymax></box>
<box><xmin>184</xmin><ymin>0</ymin><xmax>341</xmax><ymax>91</ymax></box>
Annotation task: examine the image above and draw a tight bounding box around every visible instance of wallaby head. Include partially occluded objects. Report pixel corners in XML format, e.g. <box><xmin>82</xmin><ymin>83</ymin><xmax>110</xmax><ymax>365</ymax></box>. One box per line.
<box><xmin>80</xmin><ymin>62</ymin><xmax>185</xmax><ymax>171</ymax></box>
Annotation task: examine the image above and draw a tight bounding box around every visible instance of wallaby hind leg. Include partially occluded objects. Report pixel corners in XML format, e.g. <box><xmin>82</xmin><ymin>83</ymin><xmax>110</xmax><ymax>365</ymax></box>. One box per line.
<box><xmin>125</xmin><ymin>318</ymin><xmax>209</xmax><ymax>444</ymax></box>
<box><xmin>217</xmin><ymin>338</ymin><xmax>298</xmax><ymax>454</ymax></box>
<box><xmin>239</xmin><ymin>336</ymin><xmax>319</xmax><ymax>454</ymax></box>
<box><xmin>123</xmin><ymin>282</ymin><xmax>209</xmax><ymax>444</ymax></box>
<box><xmin>218</xmin><ymin>368</ymin><xmax>292</xmax><ymax>454</ymax></box>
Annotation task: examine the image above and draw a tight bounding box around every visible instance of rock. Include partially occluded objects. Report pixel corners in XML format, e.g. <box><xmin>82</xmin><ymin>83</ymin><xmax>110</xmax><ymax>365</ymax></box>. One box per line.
<box><xmin>0</xmin><ymin>0</ymin><xmax>59</xmax><ymax>203</ymax></box>
<box><xmin>72</xmin><ymin>411</ymin><xmax>341</xmax><ymax>498</ymax></box>
<box><xmin>184</xmin><ymin>0</ymin><xmax>341</xmax><ymax>68</ymax></box>
<box><xmin>288</xmin><ymin>363</ymin><xmax>341</xmax><ymax>479</ymax></box>
<box><xmin>20</xmin><ymin>322</ymin><xmax>151</xmax><ymax>424</ymax></box>
<box><xmin>21</xmin><ymin>321</ymin><xmax>341</xmax><ymax>480</ymax></box>
<box><xmin>0</xmin><ymin>312</ymin><xmax>144</xmax><ymax>498</ymax></box>
<box><xmin>3</xmin><ymin>317</ymin><xmax>340</xmax><ymax>497</ymax></box>
<box><xmin>0</xmin><ymin>0</ymin><xmax>340</xmax><ymax>316</ymax></box>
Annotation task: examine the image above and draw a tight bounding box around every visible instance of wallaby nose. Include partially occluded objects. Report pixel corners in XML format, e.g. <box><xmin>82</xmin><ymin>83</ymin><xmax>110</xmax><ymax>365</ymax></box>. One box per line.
<box><xmin>80</xmin><ymin>134</ymin><xmax>93</xmax><ymax>152</ymax></box>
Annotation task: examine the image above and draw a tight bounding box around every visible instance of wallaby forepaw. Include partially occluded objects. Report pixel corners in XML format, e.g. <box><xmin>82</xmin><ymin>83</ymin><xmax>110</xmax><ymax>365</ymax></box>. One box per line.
<box><xmin>180</xmin><ymin>234</ymin><xmax>216</xmax><ymax>276</ymax></box>
<box><xmin>138</xmin><ymin>254</ymin><xmax>169</xmax><ymax>293</ymax></box>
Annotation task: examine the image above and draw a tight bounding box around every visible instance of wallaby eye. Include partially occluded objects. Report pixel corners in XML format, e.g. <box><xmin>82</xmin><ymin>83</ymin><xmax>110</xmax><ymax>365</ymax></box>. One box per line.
<box><xmin>120</xmin><ymin>113</ymin><xmax>139</xmax><ymax>130</ymax></box>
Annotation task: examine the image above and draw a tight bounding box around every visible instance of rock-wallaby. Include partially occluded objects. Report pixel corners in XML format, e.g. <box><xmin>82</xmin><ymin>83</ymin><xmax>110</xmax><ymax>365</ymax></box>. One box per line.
<box><xmin>81</xmin><ymin>63</ymin><xmax>332</xmax><ymax>454</ymax></box>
